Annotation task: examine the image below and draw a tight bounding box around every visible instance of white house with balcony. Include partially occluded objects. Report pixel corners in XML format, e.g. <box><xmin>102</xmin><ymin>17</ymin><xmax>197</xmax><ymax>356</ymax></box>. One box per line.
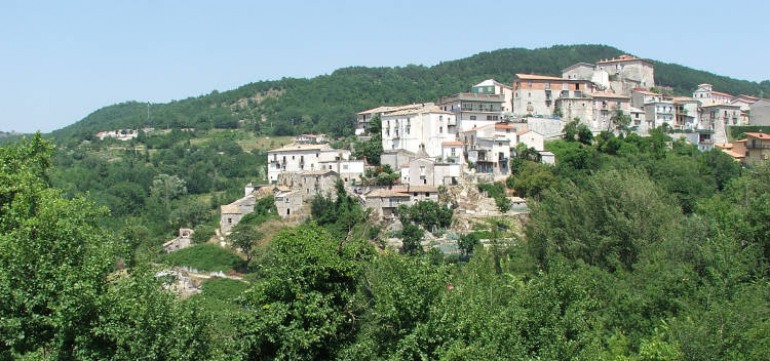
<box><xmin>381</xmin><ymin>104</ymin><xmax>457</xmax><ymax>157</ymax></box>
<box><xmin>267</xmin><ymin>143</ymin><xmax>352</xmax><ymax>183</ymax></box>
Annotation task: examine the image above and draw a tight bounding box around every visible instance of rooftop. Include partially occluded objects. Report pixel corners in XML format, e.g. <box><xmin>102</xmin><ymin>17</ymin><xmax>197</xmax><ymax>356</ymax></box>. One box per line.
<box><xmin>515</xmin><ymin>73</ymin><xmax>568</xmax><ymax>81</ymax></box>
<box><xmin>745</xmin><ymin>132</ymin><xmax>770</xmax><ymax>140</ymax></box>
<box><xmin>407</xmin><ymin>185</ymin><xmax>439</xmax><ymax>193</ymax></box>
<box><xmin>596</xmin><ymin>54</ymin><xmax>653</xmax><ymax>65</ymax></box>
<box><xmin>366</xmin><ymin>189</ymin><xmax>411</xmax><ymax>198</ymax></box>
<box><xmin>591</xmin><ymin>92</ymin><xmax>630</xmax><ymax>99</ymax></box>
<box><xmin>386</xmin><ymin>104</ymin><xmax>453</xmax><ymax>116</ymax></box>
<box><xmin>442</xmin><ymin>140</ymin><xmax>464</xmax><ymax>146</ymax></box>
<box><xmin>269</xmin><ymin>143</ymin><xmax>333</xmax><ymax>152</ymax></box>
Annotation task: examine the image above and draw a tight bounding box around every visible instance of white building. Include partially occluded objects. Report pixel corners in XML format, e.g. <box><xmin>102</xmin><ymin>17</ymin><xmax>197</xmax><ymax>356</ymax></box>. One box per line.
<box><xmin>356</xmin><ymin>103</ymin><xmax>426</xmax><ymax>136</ymax></box>
<box><xmin>381</xmin><ymin>104</ymin><xmax>457</xmax><ymax>157</ymax></box>
<box><xmin>267</xmin><ymin>143</ymin><xmax>352</xmax><ymax>183</ymax></box>
<box><xmin>472</xmin><ymin>79</ymin><xmax>513</xmax><ymax>113</ymax></box>
<box><xmin>438</xmin><ymin>92</ymin><xmax>505</xmax><ymax>131</ymax></box>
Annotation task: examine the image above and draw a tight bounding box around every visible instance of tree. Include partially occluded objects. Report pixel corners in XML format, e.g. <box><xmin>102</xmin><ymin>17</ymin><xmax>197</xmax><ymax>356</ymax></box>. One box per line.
<box><xmin>150</xmin><ymin>173</ymin><xmax>188</xmax><ymax>208</ymax></box>
<box><xmin>610</xmin><ymin>109</ymin><xmax>632</xmax><ymax>135</ymax></box>
<box><xmin>235</xmin><ymin>224</ymin><xmax>372</xmax><ymax>360</ymax></box>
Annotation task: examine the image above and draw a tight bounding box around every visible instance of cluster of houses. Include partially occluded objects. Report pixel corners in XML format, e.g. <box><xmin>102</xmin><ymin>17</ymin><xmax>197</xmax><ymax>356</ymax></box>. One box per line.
<box><xmin>213</xmin><ymin>54</ymin><xmax>770</xmax><ymax>238</ymax></box>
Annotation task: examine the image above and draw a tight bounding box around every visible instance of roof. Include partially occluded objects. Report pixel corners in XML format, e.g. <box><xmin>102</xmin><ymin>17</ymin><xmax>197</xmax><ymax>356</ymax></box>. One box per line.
<box><xmin>269</xmin><ymin>143</ymin><xmax>332</xmax><ymax>152</ymax></box>
<box><xmin>596</xmin><ymin>54</ymin><xmax>653</xmax><ymax>65</ymax></box>
<box><xmin>745</xmin><ymin>132</ymin><xmax>770</xmax><ymax>140</ymax></box>
<box><xmin>366</xmin><ymin>189</ymin><xmax>411</xmax><ymax>198</ymax></box>
<box><xmin>722</xmin><ymin>150</ymin><xmax>746</xmax><ymax>159</ymax></box>
<box><xmin>562</xmin><ymin>62</ymin><xmax>596</xmax><ymax>72</ymax></box>
<box><xmin>442</xmin><ymin>141</ymin><xmax>464</xmax><ymax>146</ymax></box>
<box><xmin>629</xmin><ymin>106</ymin><xmax>644</xmax><ymax>113</ymax></box>
<box><xmin>711</xmin><ymin>90</ymin><xmax>734</xmax><ymax>98</ymax></box>
<box><xmin>701</xmin><ymin>103</ymin><xmax>740</xmax><ymax>109</ymax></box>
<box><xmin>495</xmin><ymin>124</ymin><xmax>515</xmax><ymax>129</ymax></box>
<box><xmin>221</xmin><ymin>204</ymin><xmax>241</xmax><ymax>214</ymax></box>
<box><xmin>672</xmin><ymin>96</ymin><xmax>697</xmax><ymax>103</ymax></box>
<box><xmin>515</xmin><ymin>73</ymin><xmax>567</xmax><ymax>81</ymax></box>
<box><xmin>591</xmin><ymin>92</ymin><xmax>630</xmax><ymax>99</ymax></box>
<box><xmin>408</xmin><ymin>185</ymin><xmax>439</xmax><ymax>193</ymax></box>
<box><xmin>357</xmin><ymin>103</ymin><xmax>427</xmax><ymax>116</ymax></box>
<box><xmin>632</xmin><ymin>89</ymin><xmax>658</xmax><ymax>96</ymax></box>
<box><xmin>386</xmin><ymin>104</ymin><xmax>453</xmax><ymax>116</ymax></box>
<box><xmin>516</xmin><ymin>129</ymin><xmax>531</xmax><ymax>136</ymax></box>
<box><xmin>300</xmin><ymin>170</ymin><xmax>338</xmax><ymax>176</ymax></box>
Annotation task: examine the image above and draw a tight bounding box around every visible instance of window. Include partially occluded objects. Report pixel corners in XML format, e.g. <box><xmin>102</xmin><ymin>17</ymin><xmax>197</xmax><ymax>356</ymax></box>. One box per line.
<box><xmin>451</xmin><ymin>147</ymin><xmax>456</xmax><ymax>156</ymax></box>
<box><xmin>227</xmin><ymin>218</ymin><xmax>232</xmax><ymax>224</ymax></box>
<box><xmin>470</xmin><ymin>116</ymin><xmax>477</xmax><ymax>120</ymax></box>
<box><xmin>439</xmin><ymin>126</ymin><xmax>443</xmax><ymax>133</ymax></box>
<box><xmin>343</xmin><ymin>164</ymin><xmax>348</xmax><ymax>170</ymax></box>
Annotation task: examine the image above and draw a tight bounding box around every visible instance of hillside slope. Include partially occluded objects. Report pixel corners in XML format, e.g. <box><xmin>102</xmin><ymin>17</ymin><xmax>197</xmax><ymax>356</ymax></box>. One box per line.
<box><xmin>52</xmin><ymin>44</ymin><xmax>770</xmax><ymax>141</ymax></box>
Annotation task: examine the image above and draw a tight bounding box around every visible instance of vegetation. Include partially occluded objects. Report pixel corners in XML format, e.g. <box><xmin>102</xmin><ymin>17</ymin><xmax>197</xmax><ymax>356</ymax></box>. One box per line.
<box><xmin>163</xmin><ymin>244</ymin><xmax>246</xmax><ymax>273</ymax></box>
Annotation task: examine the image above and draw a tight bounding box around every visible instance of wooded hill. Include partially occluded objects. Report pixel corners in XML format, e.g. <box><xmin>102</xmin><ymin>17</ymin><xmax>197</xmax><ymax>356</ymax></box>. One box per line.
<box><xmin>52</xmin><ymin>44</ymin><xmax>770</xmax><ymax>142</ymax></box>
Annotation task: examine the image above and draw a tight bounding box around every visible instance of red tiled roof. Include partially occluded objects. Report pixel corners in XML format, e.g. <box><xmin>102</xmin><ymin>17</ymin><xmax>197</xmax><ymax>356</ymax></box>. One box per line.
<box><xmin>745</xmin><ymin>132</ymin><xmax>770</xmax><ymax>140</ymax></box>
<box><xmin>442</xmin><ymin>141</ymin><xmax>463</xmax><ymax>146</ymax></box>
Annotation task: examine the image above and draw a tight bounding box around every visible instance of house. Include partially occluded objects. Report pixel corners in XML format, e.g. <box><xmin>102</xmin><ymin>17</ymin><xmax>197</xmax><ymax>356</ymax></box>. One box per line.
<box><xmin>701</xmin><ymin>103</ymin><xmax>742</xmax><ymax>127</ymax></box>
<box><xmin>380</xmin><ymin>103</ymin><xmax>457</xmax><ymax>157</ymax></box>
<box><xmin>750</xmin><ymin>99</ymin><xmax>770</xmax><ymax>126</ymax></box>
<box><xmin>595</xmin><ymin>54</ymin><xmax>655</xmax><ymax>90</ymax></box>
<box><xmin>673</xmin><ymin>97</ymin><xmax>700</xmax><ymax>130</ymax></box>
<box><xmin>591</xmin><ymin>93</ymin><xmax>631</xmax><ymax>130</ymax></box>
<box><xmin>220</xmin><ymin>194</ymin><xmax>257</xmax><ymax>235</ymax></box>
<box><xmin>438</xmin><ymin>92</ymin><xmax>505</xmax><ymax>131</ymax></box>
<box><xmin>381</xmin><ymin>149</ymin><xmax>417</xmax><ymax>173</ymax></box>
<box><xmin>716</xmin><ymin>143</ymin><xmax>746</xmax><ymax>162</ymax></box>
<box><xmin>629</xmin><ymin>106</ymin><xmax>646</xmax><ymax>130</ymax></box>
<box><xmin>472</xmin><ymin>79</ymin><xmax>513</xmax><ymax>113</ymax></box>
<box><xmin>318</xmin><ymin>159</ymin><xmax>365</xmax><ymax>186</ymax></box>
<box><xmin>407</xmin><ymin>185</ymin><xmax>439</xmax><ymax>203</ymax></box>
<box><xmin>364</xmin><ymin>189</ymin><xmax>411</xmax><ymax>220</ymax></box>
<box><xmin>693</xmin><ymin>83</ymin><xmax>734</xmax><ymax>105</ymax></box>
<box><xmin>732</xmin><ymin>132</ymin><xmax>770</xmax><ymax>165</ymax></box>
<box><xmin>405</xmin><ymin>157</ymin><xmax>461</xmax><ymax>186</ymax></box>
<box><xmin>732</xmin><ymin>94</ymin><xmax>759</xmax><ymax>124</ymax></box>
<box><xmin>643</xmin><ymin>99</ymin><xmax>675</xmax><ymax>129</ymax></box>
<box><xmin>162</xmin><ymin>228</ymin><xmax>194</xmax><ymax>253</ymax></box>
<box><xmin>276</xmin><ymin>170</ymin><xmax>339</xmax><ymax>202</ymax></box>
<box><xmin>460</xmin><ymin>123</ymin><xmax>518</xmax><ymax>175</ymax></box>
<box><xmin>355</xmin><ymin>103</ymin><xmax>426</xmax><ymax>135</ymax></box>
<box><xmin>267</xmin><ymin>143</ymin><xmax>351</xmax><ymax>183</ymax></box>
<box><xmin>274</xmin><ymin>190</ymin><xmax>304</xmax><ymax>218</ymax></box>
<box><xmin>539</xmin><ymin>151</ymin><xmax>556</xmax><ymax>165</ymax></box>
<box><xmin>512</xmin><ymin>74</ymin><xmax>594</xmax><ymax>118</ymax></box>
<box><xmin>441</xmin><ymin>141</ymin><xmax>464</xmax><ymax>164</ymax></box>
<box><xmin>516</xmin><ymin>129</ymin><xmax>545</xmax><ymax>152</ymax></box>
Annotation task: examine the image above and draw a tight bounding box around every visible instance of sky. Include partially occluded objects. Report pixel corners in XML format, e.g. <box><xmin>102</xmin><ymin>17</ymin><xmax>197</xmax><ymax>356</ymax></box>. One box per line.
<box><xmin>1</xmin><ymin>0</ymin><xmax>768</xmax><ymax>133</ymax></box>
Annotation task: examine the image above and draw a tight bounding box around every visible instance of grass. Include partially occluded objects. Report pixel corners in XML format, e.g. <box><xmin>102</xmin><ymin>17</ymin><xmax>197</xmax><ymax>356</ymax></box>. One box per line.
<box><xmin>163</xmin><ymin>244</ymin><xmax>246</xmax><ymax>273</ymax></box>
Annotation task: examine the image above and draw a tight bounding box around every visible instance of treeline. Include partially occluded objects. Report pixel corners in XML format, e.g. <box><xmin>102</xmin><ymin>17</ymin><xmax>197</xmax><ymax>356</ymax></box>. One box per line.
<box><xmin>3</xmin><ymin>128</ymin><xmax>770</xmax><ymax>359</ymax></box>
<box><xmin>52</xmin><ymin>44</ymin><xmax>770</xmax><ymax>143</ymax></box>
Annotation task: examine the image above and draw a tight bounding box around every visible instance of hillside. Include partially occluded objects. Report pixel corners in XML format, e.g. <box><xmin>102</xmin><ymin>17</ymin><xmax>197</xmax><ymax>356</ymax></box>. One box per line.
<box><xmin>52</xmin><ymin>44</ymin><xmax>770</xmax><ymax>142</ymax></box>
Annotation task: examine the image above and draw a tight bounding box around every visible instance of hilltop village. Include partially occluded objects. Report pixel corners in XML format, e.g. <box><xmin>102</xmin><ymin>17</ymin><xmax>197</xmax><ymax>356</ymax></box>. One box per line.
<box><xmin>204</xmin><ymin>54</ymin><xmax>770</xmax><ymax>252</ymax></box>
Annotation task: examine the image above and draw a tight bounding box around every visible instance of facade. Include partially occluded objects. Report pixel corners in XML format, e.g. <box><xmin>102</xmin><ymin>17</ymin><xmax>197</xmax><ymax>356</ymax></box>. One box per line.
<box><xmin>355</xmin><ymin>103</ymin><xmax>426</xmax><ymax>135</ymax></box>
<box><xmin>472</xmin><ymin>79</ymin><xmax>513</xmax><ymax>113</ymax></box>
<box><xmin>276</xmin><ymin>170</ymin><xmax>339</xmax><ymax>202</ymax></box>
<box><xmin>381</xmin><ymin>104</ymin><xmax>457</xmax><ymax>157</ymax></box>
<box><xmin>732</xmin><ymin>132</ymin><xmax>770</xmax><ymax>165</ymax></box>
<box><xmin>516</xmin><ymin>130</ymin><xmax>545</xmax><ymax>152</ymax></box>
<box><xmin>672</xmin><ymin>97</ymin><xmax>700</xmax><ymax>130</ymax></box>
<box><xmin>364</xmin><ymin>189</ymin><xmax>411</xmax><ymax>220</ymax></box>
<box><xmin>460</xmin><ymin>123</ymin><xmax>520</xmax><ymax>175</ymax></box>
<box><xmin>440</xmin><ymin>141</ymin><xmax>464</xmax><ymax>164</ymax></box>
<box><xmin>267</xmin><ymin>143</ymin><xmax>351</xmax><ymax>183</ymax></box>
<box><xmin>643</xmin><ymin>100</ymin><xmax>675</xmax><ymax>129</ymax></box>
<box><xmin>513</xmin><ymin>74</ymin><xmax>594</xmax><ymax>118</ymax></box>
<box><xmin>595</xmin><ymin>54</ymin><xmax>655</xmax><ymax>89</ymax></box>
<box><xmin>591</xmin><ymin>93</ymin><xmax>631</xmax><ymax>130</ymax></box>
<box><xmin>408</xmin><ymin>185</ymin><xmax>440</xmax><ymax>203</ymax></box>
<box><xmin>750</xmin><ymin>99</ymin><xmax>770</xmax><ymax>126</ymax></box>
<box><xmin>274</xmin><ymin>190</ymin><xmax>304</xmax><ymax>218</ymax></box>
<box><xmin>380</xmin><ymin>149</ymin><xmax>417</xmax><ymax>172</ymax></box>
<box><xmin>318</xmin><ymin>159</ymin><xmax>365</xmax><ymax>185</ymax></box>
<box><xmin>701</xmin><ymin>103</ymin><xmax>742</xmax><ymax>127</ymax></box>
<box><xmin>162</xmin><ymin>228</ymin><xmax>194</xmax><ymax>253</ymax></box>
<box><xmin>693</xmin><ymin>84</ymin><xmax>734</xmax><ymax>106</ymax></box>
<box><xmin>220</xmin><ymin>194</ymin><xmax>257</xmax><ymax>235</ymax></box>
<box><xmin>629</xmin><ymin>107</ymin><xmax>646</xmax><ymax>130</ymax></box>
<box><xmin>405</xmin><ymin>157</ymin><xmax>461</xmax><ymax>186</ymax></box>
<box><xmin>438</xmin><ymin>92</ymin><xmax>504</xmax><ymax>131</ymax></box>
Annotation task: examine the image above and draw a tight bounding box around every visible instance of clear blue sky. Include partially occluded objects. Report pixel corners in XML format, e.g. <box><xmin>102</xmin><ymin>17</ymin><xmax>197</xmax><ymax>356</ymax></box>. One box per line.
<box><xmin>1</xmin><ymin>0</ymin><xmax>768</xmax><ymax>133</ymax></box>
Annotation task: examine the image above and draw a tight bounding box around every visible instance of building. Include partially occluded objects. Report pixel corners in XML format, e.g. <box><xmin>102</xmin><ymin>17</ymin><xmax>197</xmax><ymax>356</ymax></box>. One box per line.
<box><xmin>472</xmin><ymin>79</ymin><xmax>513</xmax><ymax>113</ymax></box>
<box><xmin>512</xmin><ymin>74</ymin><xmax>594</xmax><ymax>118</ymax></box>
<box><xmin>267</xmin><ymin>143</ymin><xmax>351</xmax><ymax>183</ymax></box>
<box><xmin>364</xmin><ymin>189</ymin><xmax>411</xmax><ymax>220</ymax></box>
<box><xmin>276</xmin><ymin>170</ymin><xmax>339</xmax><ymax>202</ymax></box>
<box><xmin>516</xmin><ymin>129</ymin><xmax>545</xmax><ymax>152</ymax></box>
<box><xmin>162</xmin><ymin>228</ymin><xmax>194</xmax><ymax>253</ymax></box>
<box><xmin>750</xmin><ymin>99</ymin><xmax>770</xmax><ymax>126</ymax></box>
<box><xmin>595</xmin><ymin>54</ymin><xmax>655</xmax><ymax>90</ymax></box>
<box><xmin>590</xmin><ymin>93</ymin><xmax>632</xmax><ymax>130</ymax></box>
<box><xmin>355</xmin><ymin>103</ymin><xmax>426</xmax><ymax>136</ymax></box>
<box><xmin>438</xmin><ymin>92</ymin><xmax>505</xmax><ymax>131</ymax></box>
<box><xmin>407</xmin><ymin>185</ymin><xmax>440</xmax><ymax>203</ymax></box>
<box><xmin>643</xmin><ymin>99</ymin><xmax>675</xmax><ymax>129</ymax></box>
<box><xmin>440</xmin><ymin>141</ymin><xmax>464</xmax><ymax>164</ymax></box>
<box><xmin>701</xmin><ymin>103</ymin><xmax>742</xmax><ymax>127</ymax></box>
<box><xmin>460</xmin><ymin>123</ymin><xmax>519</xmax><ymax>175</ymax></box>
<box><xmin>732</xmin><ymin>132</ymin><xmax>770</xmax><ymax>165</ymax></box>
<box><xmin>274</xmin><ymin>190</ymin><xmax>304</xmax><ymax>218</ymax></box>
<box><xmin>220</xmin><ymin>193</ymin><xmax>258</xmax><ymax>235</ymax></box>
<box><xmin>693</xmin><ymin>84</ymin><xmax>734</xmax><ymax>105</ymax></box>
<box><xmin>562</xmin><ymin>62</ymin><xmax>611</xmax><ymax>90</ymax></box>
<box><xmin>672</xmin><ymin>97</ymin><xmax>700</xmax><ymax>130</ymax></box>
<box><xmin>404</xmin><ymin>157</ymin><xmax>461</xmax><ymax>186</ymax></box>
<box><xmin>380</xmin><ymin>104</ymin><xmax>457</xmax><ymax>157</ymax></box>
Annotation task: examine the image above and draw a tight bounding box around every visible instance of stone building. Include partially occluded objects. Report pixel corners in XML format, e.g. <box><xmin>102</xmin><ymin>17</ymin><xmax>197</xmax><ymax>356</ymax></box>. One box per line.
<box><xmin>274</xmin><ymin>190</ymin><xmax>304</xmax><ymax>218</ymax></box>
<box><xmin>267</xmin><ymin>143</ymin><xmax>351</xmax><ymax>183</ymax></box>
<box><xmin>364</xmin><ymin>189</ymin><xmax>411</xmax><ymax>220</ymax></box>
<box><xmin>513</xmin><ymin>74</ymin><xmax>594</xmax><ymax>118</ymax></box>
<box><xmin>276</xmin><ymin>170</ymin><xmax>339</xmax><ymax>202</ymax></box>
<box><xmin>595</xmin><ymin>54</ymin><xmax>655</xmax><ymax>90</ymax></box>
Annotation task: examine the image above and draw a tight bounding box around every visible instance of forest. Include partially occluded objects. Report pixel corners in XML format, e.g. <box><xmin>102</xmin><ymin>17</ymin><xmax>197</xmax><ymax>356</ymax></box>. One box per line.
<box><xmin>50</xmin><ymin>44</ymin><xmax>770</xmax><ymax>143</ymax></box>
<box><xmin>1</xmin><ymin>123</ymin><xmax>768</xmax><ymax>360</ymax></box>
